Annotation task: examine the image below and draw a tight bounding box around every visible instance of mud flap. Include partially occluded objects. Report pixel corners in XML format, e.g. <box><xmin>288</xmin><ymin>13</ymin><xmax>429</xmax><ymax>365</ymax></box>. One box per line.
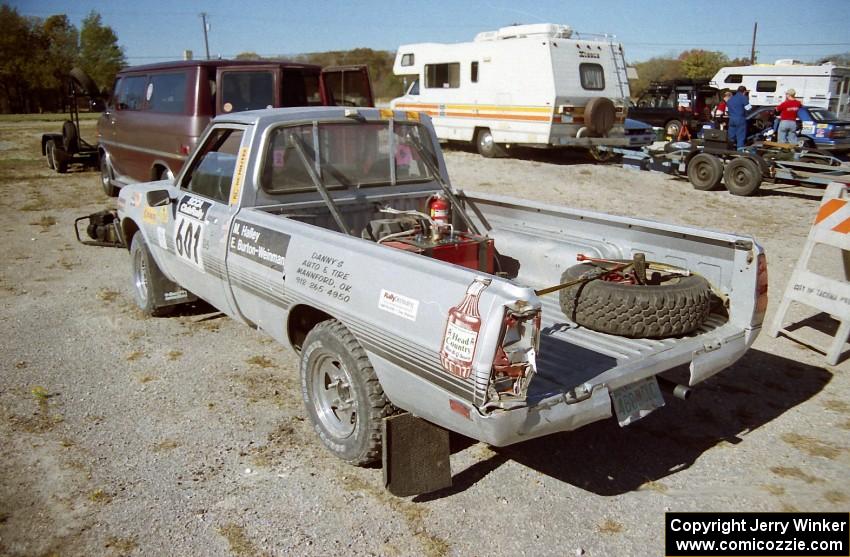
<box><xmin>382</xmin><ymin>413</ymin><xmax>452</xmax><ymax>497</ymax></box>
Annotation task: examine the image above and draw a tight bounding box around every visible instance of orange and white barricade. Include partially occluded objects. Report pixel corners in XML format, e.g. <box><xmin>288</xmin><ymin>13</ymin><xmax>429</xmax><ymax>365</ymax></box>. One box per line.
<box><xmin>769</xmin><ymin>182</ymin><xmax>850</xmax><ymax>364</ymax></box>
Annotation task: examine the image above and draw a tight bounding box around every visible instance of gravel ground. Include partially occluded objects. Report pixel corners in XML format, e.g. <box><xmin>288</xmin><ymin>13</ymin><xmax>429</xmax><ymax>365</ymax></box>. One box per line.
<box><xmin>1</xmin><ymin>118</ymin><xmax>848</xmax><ymax>557</ymax></box>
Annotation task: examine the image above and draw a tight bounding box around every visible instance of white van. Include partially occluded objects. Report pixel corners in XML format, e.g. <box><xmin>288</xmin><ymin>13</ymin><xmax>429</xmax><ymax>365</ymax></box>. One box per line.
<box><xmin>390</xmin><ymin>23</ymin><xmax>652</xmax><ymax>157</ymax></box>
<box><xmin>711</xmin><ymin>60</ymin><xmax>850</xmax><ymax>118</ymax></box>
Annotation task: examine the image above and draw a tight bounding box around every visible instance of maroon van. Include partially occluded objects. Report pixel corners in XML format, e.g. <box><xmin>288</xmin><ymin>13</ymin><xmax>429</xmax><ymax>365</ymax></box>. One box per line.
<box><xmin>97</xmin><ymin>60</ymin><xmax>373</xmax><ymax>196</ymax></box>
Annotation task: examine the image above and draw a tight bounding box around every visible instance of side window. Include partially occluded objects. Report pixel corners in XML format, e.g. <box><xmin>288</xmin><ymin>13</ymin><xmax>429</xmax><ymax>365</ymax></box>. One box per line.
<box><xmin>324</xmin><ymin>70</ymin><xmax>372</xmax><ymax>107</ymax></box>
<box><xmin>725</xmin><ymin>74</ymin><xmax>743</xmax><ymax>84</ymax></box>
<box><xmin>579</xmin><ymin>63</ymin><xmax>605</xmax><ymax>90</ymax></box>
<box><xmin>425</xmin><ymin>63</ymin><xmax>460</xmax><ymax>88</ymax></box>
<box><xmin>148</xmin><ymin>72</ymin><xmax>188</xmax><ymax>114</ymax></box>
<box><xmin>401</xmin><ymin>53</ymin><xmax>414</xmax><ymax>67</ymax></box>
<box><xmin>181</xmin><ymin>128</ymin><xmax>244</xmax><ymax>203</ymax></box>
<box><xmin>408</xmin><ymin>79</ymin><xmax>420</xmax><ymax>96</ymax></box>
<box><xmin>303</xmin><ymin>74</ymin><xmax>321</xmax><ymax>105</ymax></box>
<box><xmin>109</xmin><ymin>77</ymin><xmax>123</xmax><ymax>109</ymax></box>
<box><xmin>471</xmin><ymin>61</ymin><xmax>479</xmax><ymax>83</ymax></box>
<box><xmin>220</xmin><ymin>71</ymin><xmax>274</xmax><ymax>113</ymax></box>
<box><xmin>117</xmin><ymin>75</ymin><xmax>148</xmax><ymax>110</ymax></box>
<box><xmin>756</xmin><ymin>80</ymin><xmax>776</xmax><ymax>92</ymax></box>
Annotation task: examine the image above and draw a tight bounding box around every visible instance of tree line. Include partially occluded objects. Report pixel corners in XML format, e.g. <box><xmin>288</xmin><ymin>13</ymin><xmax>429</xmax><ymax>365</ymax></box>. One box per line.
<box><xmin>0</xmin><ymin>5</ymin><xmax>124</xmax><ymax>113</ymax></box>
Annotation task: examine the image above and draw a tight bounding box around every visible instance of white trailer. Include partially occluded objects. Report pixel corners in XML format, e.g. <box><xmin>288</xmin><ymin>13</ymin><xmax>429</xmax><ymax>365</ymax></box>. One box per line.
<box><xmin>711</xmin><ymin>60</ymin><xmax>850</xmax><ymax>119</ymax></box>
<box><xmin>390</xmin><ymin>23</ymin><xmax>652</xmax><ymax>158</ymax></box>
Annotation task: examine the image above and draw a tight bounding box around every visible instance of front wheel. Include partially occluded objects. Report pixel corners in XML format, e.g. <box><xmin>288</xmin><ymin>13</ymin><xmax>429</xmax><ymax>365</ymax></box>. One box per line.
<box><xmin>300</xmin><ymin>320</ymin><xmax>390</xmax><ymax>465</ymax></box>
<box><xmin>101</xmin><ymin>155</ymin><xmax>119</xmax><ymax>197</ymax></box>
<box><xmin>476</xmin><ymin>128</ymin><xmax>507</xmax><ymax>158</ymax></box>
<box><xmin>130</xmin><ymin>234</ymin><xmax>173</xmax><ymax>317</ymax></box>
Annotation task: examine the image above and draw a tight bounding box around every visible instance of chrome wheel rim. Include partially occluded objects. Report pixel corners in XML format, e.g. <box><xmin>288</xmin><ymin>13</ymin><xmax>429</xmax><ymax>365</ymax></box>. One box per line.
<box><xmin>133</xmin><ymin>247</ymin><xmax>149</xmax><ymax>306</ymax></box>
<box><xmin>310</xmin><ymin>353</ymin><xmax>357</xmax><ymax>439</ymax></box>
<box><xmin>101</xmin><ymin>160</ymin><xmax>111</xmax><ymax>190</ymax></box>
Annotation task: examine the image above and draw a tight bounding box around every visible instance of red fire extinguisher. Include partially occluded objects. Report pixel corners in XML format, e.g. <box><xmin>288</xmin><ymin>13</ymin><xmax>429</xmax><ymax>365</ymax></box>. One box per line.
<box><xmin>428</xmin><ymin>194</ymin><xmax>450</xmax><ymax>226</ymax></box>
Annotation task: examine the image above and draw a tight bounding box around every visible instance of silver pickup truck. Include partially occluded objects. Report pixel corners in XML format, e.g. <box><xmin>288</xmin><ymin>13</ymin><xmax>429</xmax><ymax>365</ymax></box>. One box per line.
<box><xmin>116</xmin><ymin>106</ymin><xmax>767</xmax><ymax>493</ymax></box>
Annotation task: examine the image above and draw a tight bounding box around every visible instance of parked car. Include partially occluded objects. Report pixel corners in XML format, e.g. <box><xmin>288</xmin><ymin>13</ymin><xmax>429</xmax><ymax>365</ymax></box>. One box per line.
<box><xmin>628</xmin><ymin>79</ymin><xmax>720</xmax><ymax>139</ymax></box>
<box><xmin>115</xmin><ymin>105</ymin><xmax>766</xmax><ymax>494</ymax></box>
<box><xmin>745</xmin><ymin>105</ymin><xmax>850</xmax><ymax>151</ymax></box>
<box><xmin>98</xmin><ymin>60</ymin><xmax>373</xmax><ymax>197</ymax></box>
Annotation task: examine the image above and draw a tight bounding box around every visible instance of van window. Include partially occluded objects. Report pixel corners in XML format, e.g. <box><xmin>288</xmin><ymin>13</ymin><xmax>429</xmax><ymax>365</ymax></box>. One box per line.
<box><xmin>304</xmin><ymin>74</ymin><xmax>321</xmax><ymax>105</ymax></box>
<box><xmin>725</xmin><ymin>74</ymin><xmax>743</xmax><ymax>84</ymax></box>
<box><xmin>117</xmin><ymin>75</ymin><xmax>148</xmax><ymax>110</ymax></box>
<box><xmin>221</xmin><ymin>71</ymin><xmax>275</xmax><ymax>113</ymax></box>
<box><xmin>471</xmin><ymin>61</ymin><xmax>479</xmax><ymax>83</ymax></box>
<box><xmin>756</xmin><ymin>80</ymin><xmax>776</xmax><ymax>93</ymax></box>
<box><xmin>401</xmin><ymin>53</ymin><xmax>414</xmax><ymax>67</ymax></box>
<box><xmin>425</xmin><ymin>63</ymin><xmax>460</xmax><ymax>88</ymax></box>
<box><xmin>148</xmin><ymin>72</ymin><xmax>187</xmax><ymax>114</ymax></box>
<box><xmin>182</xmin><ymin>128</ymin><xmax>244</xmax><ymax>203</ymax></box>
<box><xmin>324</xmin><ymin>70</ymin><xmax>372</xmax><ymax>106</ymax></box>
<box><xmin>579</xmin><ymin>63</ymin><xmax>605</xmax><ymax>90</ymax></box>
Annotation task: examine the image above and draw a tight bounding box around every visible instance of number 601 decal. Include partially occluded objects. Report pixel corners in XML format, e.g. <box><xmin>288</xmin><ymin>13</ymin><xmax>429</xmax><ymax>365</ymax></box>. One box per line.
<box><xmin>174</xmin><ymin>214</ymin><xmax>205</xmax><ymax>270</ymax></box>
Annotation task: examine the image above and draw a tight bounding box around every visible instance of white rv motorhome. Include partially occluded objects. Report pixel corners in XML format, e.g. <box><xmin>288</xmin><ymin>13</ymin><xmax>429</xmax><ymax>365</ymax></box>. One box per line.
<box><xmin>711</xmin><ymin>60</ymin><xmax>850</xmax><ymax>119</ymax></box>
<box><xmin>390</xmin><ymin>23</ymin><xmax>653</xmax><ymax>157</ymax></box>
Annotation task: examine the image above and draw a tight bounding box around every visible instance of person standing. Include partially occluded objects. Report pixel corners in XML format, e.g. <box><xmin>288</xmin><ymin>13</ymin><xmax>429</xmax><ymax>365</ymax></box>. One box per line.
<box><xmin>726</xmin><ymin>86</ymin><xmax>752</xmax><ymax>149</ymax></box>
<box><xmin>775</xmin><ymin>89</ymin><xmax>802</xmax><ymax>144</ymax></box>
<box><xmin>714</xmin><ymin>90</ymin><xmax>733</xmax><ymax>129</ymax></box>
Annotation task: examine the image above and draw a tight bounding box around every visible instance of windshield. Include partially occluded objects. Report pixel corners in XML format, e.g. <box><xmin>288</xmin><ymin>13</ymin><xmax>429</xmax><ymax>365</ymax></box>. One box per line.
<box><xmin>261</xmin><ymin>121</ymin><xmax>436</xmax><ymax>194</ymax></box>
<box><xmin>808</xmin><ymin>109</ymin><xmax>838</xmax><ymax>122</ymax></box>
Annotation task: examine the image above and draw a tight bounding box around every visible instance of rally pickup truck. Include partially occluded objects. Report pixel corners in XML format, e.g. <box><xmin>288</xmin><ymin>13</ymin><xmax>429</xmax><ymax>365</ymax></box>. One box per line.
<box><xmin>116</xmin><ymin>106</ymin><xmax>767</xmax><ymax>495</ymax></box>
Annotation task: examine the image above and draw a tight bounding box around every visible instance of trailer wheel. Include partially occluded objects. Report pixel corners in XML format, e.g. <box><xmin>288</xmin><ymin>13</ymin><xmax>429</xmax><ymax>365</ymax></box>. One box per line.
<box><xmin>300</xmin><ymin>319</ymin><xmax>390</xmax><ymax>465</ymax></box>
<box><xmin>723</xmin><ymin>157</ymin><xmax>762</xmax><ymax>196</ymax></box>
<box><xmin>588</xmin><ymin>146</ymin><xmax>619</xmax><ymax>163</ymax></box>
<box><xmin>130</xmin><ymin>234</ymin><xmax>173</xmax><ymax>317</ymax></box>
<box><xmin>664</xmin><ymin>120</ymin><xmax>682</xmax><ymax>140</ymax></box>
<box><xmin>51</xmin><ymin>145</ymin><xmax>69</xmax><ymax>174</ymax></box>
<box><xmin>558</xmin><ymin>261</ymin><xmax>712</xmax><ymax>338</ymax></box>
<box><xmin>476</xmin><ymin>128</ymin><xmax>506</xmax><ymax>158</ymax></box>
<box><xmin>687</xmin><ymin>153</ymin><xmax>724</xmax><ymax>190</ymax></box>
<box><xmin>62</xmin><ymin>121</ymin><xmax>78</xmax><ymax>154</ymax></box>
<box><xmin>100</xmin><ymin>155</ymin><xmax>119</xmax><ymax>197</ymax></box>
<box><xmin>45</xmin><ymin>140</ymin><xmax>56</xmax><ymax>170</ymax></box>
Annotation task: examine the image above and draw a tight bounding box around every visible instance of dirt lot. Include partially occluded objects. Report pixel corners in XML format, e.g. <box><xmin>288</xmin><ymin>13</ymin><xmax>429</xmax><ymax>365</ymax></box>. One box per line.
<box><xmin>1</xmin><ymin>116</ymin><xmax>848</xmax><ymax>557</ymax></box>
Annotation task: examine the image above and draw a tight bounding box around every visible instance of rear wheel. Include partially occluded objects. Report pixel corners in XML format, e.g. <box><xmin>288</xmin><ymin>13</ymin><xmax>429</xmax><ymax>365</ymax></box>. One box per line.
<box><xmin>300</xmin><ymin>319</ymin><xmax>390</xmax><ymax>465</ymax></box>
<box><xmin>723</xmin><ymin>157</ymin><xmax>762</xmax><ymax>196</ymax></box>
<box><xmin>130</xmin><ymin>234</ymin><xmax>173</xmax><ymax>317</ymax></box>
<box><xmin>45</xmin><ymin>140</ymin><xmax>55</xmax><ymax>170</ymax></box>
<box><xmin>101</xmin><ymin>155</ymin><xmax>119</xmax><ymax>197</ymax></box>
<box><xmin>51</xmin><ymin>145</ymin><xmax>69</xmax><ymax>173</ymax></box>
<box><xmin>687</xmin><ymin>153</ymin><xmax>724</xmax><ymax>190</ymax></box>
<box><xmin>62</xmin><ymin>120</ymin><xmax>79</xmax><ymax>154</ymax></box>
<box><xmin>476</xmin><ymin>128</ymin><xmax>506</xmax><ymax>158</ymax></box>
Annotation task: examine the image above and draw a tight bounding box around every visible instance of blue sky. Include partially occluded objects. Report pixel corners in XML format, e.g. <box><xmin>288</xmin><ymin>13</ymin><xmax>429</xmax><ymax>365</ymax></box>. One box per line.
<box><xmin>12</xmin><ymin>0</ymin><xmax>850</xmax><ymax>64</ymax></box>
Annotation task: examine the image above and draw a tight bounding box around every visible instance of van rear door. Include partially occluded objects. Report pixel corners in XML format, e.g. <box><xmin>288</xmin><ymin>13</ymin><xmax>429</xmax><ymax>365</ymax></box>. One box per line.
<box><xmin>216</xmin><ymin>65</ymin><xmax>281</xmax><ymax>114</ymax></box>
<box><xmin>320</xmin><ymin>65</ymin><xmax>374</xmax><ymax>107</ymax></box>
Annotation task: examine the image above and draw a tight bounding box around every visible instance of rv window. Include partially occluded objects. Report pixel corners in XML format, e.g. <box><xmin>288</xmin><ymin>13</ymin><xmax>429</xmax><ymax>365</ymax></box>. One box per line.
<box><xmin>725</xmin><ymin>74</ymin><xmax>743</xmax><ymax>84</ymax></box>
<box><xmin>471</xmin><ymin>62</ymin><xmax>479</xmax><ymax>83</ymax></box>
<box><xmin>117</xmin><ymin>75</ymin><xmax>148</xmax><ymax>111</ymax></box>
<box><xmin>148</xmin><ymin>72</ymin><xmax>188</xmax><ymax>114</ymax></box>
<box><xmin>401</xmin><ymin>53</ymin><xmax>414</xmax><ymax>67</ymax></box>
<box><xmin>425</xmin><ymin>63</ymin><xmax>460</xmax><ymax>88</ymax></box>
<box><xmin>579</xmin><ymin>63</ymin><xmax>605</xmax><ymax>91</ymax></box>
<box><xmin>756</xmin><ymin>81</ymin><xmax>777</xmax><ymax>93</ymax></box>
<box><xmin>407</xmin><ymin>79</ymin><xmax>419</xmax><ymax>96</ymax></box>
<box><xmin>221</xmin><ymin>71</ymin><xmax>275</xmax><ymax>113</ymax></box>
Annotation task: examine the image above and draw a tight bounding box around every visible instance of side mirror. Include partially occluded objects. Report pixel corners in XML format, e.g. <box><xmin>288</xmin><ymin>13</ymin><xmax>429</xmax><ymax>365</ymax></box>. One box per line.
<box><xmin>146</xmin><ymin>189</ymin><xmax>172</xmax><ymax>207</ymax></box>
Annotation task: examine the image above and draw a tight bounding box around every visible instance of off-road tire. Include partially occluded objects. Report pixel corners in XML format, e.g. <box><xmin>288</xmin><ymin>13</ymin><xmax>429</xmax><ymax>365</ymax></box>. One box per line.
<box><xmin>101</xmin><ymin>155</ymin><xmax>119</xmax><ymax>197</ymax></box>
<box><xmin>130</xmin><ymin>234</ymin><xmax>173</xmax><ymax>317</ymax></box>
<box><xmin>62</xmin><ymin>120</ymin><xmax>78</xmax><ymax>154</ymax></box>
<box><xmin>300</xmin><ymin>319</ymin><xmax>390</xmax><ymax>465</ymax></box>
<box><xmin>476</xmin><ymin>128</ymin><xmax>507</xmax><ymax>158</ymax></box>
<box><xmin>687</xmin><ymin>153</ymin><xmax>724</xmax><ymax>191</ymax></box>
<box><xmin>558</xmin><ymin>262</ymin><xmax>712</xmax><ymax>338</ymax></box>
<box><xmin>723</xmin><ymin>157</ymin><xmax>762</xmax><ymax>196</ymax></box>
<box><xmin>45</xmin><ymin>140</ymin><xmax>56</xmax><ymax>170</ymax></box>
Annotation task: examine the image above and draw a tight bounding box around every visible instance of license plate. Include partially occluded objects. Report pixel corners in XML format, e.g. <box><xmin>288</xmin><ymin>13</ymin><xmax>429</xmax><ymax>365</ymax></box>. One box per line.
<box><xmin>611</xmin><ymin>377</ymin><xmax>665</xmax><ymax>426</ymax></box>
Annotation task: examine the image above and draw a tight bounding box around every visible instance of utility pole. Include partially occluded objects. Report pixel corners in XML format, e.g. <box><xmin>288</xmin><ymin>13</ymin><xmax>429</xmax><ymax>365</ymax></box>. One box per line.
<box><xmin>750</xmin><ymin>21</ymin><xmax>758</xmax><ymax>64</ymax></box>
<box><xmin>200</xmin><ymin>12</ymin><xmax>211</xmax><ymax>60</ymax></box>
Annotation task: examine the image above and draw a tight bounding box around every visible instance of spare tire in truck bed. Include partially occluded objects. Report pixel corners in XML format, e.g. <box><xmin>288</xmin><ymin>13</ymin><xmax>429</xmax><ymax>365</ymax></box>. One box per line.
<box><xmin>558</xmin><ymin>261</ymin><xmax>712</xmax><ymax>338</ymax></box>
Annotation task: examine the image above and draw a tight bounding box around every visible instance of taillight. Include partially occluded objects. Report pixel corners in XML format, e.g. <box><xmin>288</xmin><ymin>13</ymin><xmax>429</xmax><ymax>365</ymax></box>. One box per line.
<box><xmin>754</xmin><ymin>253</ymin><xmax>768</xmax><ymax>326</ymax></box>
<box><xmin>489</xmin><ymin>303</ymin><xmax>540</xmax><ymax>399</ymax></box>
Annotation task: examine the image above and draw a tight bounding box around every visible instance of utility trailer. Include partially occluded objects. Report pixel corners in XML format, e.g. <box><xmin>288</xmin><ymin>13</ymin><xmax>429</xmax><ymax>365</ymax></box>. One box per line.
<box><xmin>41</xmin><ymin>68</ymin><xmax>102</xmax><ymax>173</ymax></box>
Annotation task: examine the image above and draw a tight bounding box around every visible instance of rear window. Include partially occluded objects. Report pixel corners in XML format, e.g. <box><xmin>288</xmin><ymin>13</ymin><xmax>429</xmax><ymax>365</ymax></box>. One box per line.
<box><xmin>425</xmin><ymin>63</ymin><xmax>460</xmax><ymax>88</ymax></box>
<box><xmin>756</xmin><ymin>80</ymin><xmax>776</xmax><ymax>92</ymax></box>
<box><xmin>579</xmin><ymin>63</ymin><xmax>605</xmax><ymax>90</ymax></box>
<box><xmin>117</xmin><ymin>75</ymin><xmax>147</xmax><ymax>110</ymax></box>
<box><xmin>220</xmin><ymin>71</ymin><xmax>275</xmax><ymax>113</ymax></box>
<box><xmin>148</xmin><ymin>72</ymin><xmax>187</xmax><ymax>114</ymax></box>
<box><xmin>323</xmin><ymin>70</ymin><xmax>372</xmax><ymax>107</ymax></box>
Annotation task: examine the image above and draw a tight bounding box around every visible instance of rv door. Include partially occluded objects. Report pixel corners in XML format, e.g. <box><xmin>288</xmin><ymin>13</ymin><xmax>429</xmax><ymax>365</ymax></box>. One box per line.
<box><xmin>216</xmin><ymin>65</ymin><xmax>281</xmax><ymax>114</ymax></box>
<box><xmin>320</xmin><ymin>65</ymin><xmax>374</xmax><ymax>107</ymax></box>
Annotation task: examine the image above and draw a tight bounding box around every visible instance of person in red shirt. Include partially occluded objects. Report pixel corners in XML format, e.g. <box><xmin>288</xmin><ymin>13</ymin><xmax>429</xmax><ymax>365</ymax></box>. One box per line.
<box><xmin>775</xmin><ymin>89</ymin><xmax>802</xmax><ymax>144</ymax></box>
<box><xmin>714</xmin><ymin>91</ymin><xmax>733</xmax><ymax>129</ymax></box>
